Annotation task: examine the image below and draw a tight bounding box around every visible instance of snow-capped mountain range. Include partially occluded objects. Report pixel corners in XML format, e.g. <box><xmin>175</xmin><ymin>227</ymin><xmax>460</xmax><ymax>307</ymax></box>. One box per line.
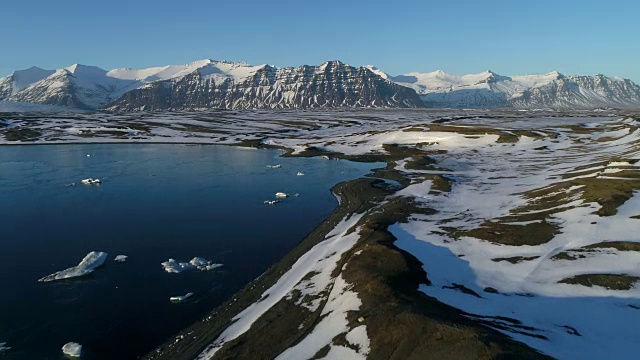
<box><xmin>1</xmin><ymin>59</ymin><xmax>639</xmax><ymax>111</ymax></box>
<box><xmin>368</xmin><ymin>66</ymin><xmax>640</xmax><ymax>109</ymax></box>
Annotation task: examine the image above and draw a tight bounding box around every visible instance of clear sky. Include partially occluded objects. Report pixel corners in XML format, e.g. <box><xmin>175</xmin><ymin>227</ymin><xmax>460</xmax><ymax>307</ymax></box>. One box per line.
<box><xmin>2</xmin><ymin>0</ymin><xmax>639</xmax><ymax>82</ymax></box>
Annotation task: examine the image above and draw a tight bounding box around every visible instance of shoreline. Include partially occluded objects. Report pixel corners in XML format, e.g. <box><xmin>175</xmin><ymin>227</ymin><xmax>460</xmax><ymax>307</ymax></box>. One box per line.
<box><xmin>141</xmin><ymin>143</ymin><xmax>550</xmax><ymax>360</ymax></box>
<box><xmin>1</xmin><ymin>138</ymin><xmax>552</xmax><ymax>359</ymax></box>
<box><xmin>4</xmin><ymin>110</ymin><xmax>640</xmax><ymax>359</ymax></box>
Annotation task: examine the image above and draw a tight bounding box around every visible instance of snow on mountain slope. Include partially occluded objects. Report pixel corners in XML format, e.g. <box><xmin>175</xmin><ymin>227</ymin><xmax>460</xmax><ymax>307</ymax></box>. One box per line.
<box><xmin>4</xmin><ymin>59</ymin><xmax>640</xmax><ymax>110</ymax></box>
<box><xmin>106</xmin><ymin>60</ymin><xmax>425</xmax><ymax>111</ymax></box>
<box><xmin>10</xmin><ymin>65</ymin><xmax>138</xmax><ymax>110</ymax></box>
<box><xmin>375</xmin><ymin>67</ymin><xmax>640</xmax><ymax>109</ymax></box>
<box><xmin>5</xmin><ymin>60</ymin><xmax>276</xmax><ymax>110</ymax></box>
<box><xmin>0</xmin><ymin>66</ymin><xmax>55</xmax><ymax>99</ymax></box>
<box><xmin>106</xmin><ymin>59</ymin><xmax>266</xmax><ymax>84</ymax></box>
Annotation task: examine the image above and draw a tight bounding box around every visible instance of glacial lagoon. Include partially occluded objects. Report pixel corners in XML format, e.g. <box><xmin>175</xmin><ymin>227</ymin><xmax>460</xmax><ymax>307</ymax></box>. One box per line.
<box><xmin>0</xmin><ymin>144</ymin><xmax>376</xmax><ymax>359</ymax></box>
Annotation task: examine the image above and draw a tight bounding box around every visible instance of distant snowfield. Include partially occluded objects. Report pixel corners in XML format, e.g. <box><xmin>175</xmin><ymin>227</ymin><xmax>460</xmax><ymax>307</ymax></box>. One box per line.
<box><xmin>2</xmin><ymin>109</ymin><xmax>640</xmax><ymax>359</ymax></box>
<box><xmin>0</xmin><ymin>100</ymin><xmax>79</xmax><ymax>113</ymax></box>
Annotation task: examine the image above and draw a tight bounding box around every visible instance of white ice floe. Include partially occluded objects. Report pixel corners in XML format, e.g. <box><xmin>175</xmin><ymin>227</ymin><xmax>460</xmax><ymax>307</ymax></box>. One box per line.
<box><xmin>263</xmin><ymin>200</ymin><xmax>280</xmax><ymax>205</ymax></box>
<box><xmin>296</xmin><ymin>172</ymin><xmax>305</xmax><ymax>176</ymax></box>
<box><xmin>39</xmin><ymin>251</ymin><xmax>108</xmax><ymax>282</ymax></box>
<box><xmin>190</xmin><ymin>257</ymin><xmax>223</xmax><ymax>271</ymax></box>
<box><xmin>266</xmin><ymin>164</ymin><xmax>281</xmax><ymax>169</ymax></box>
<box><xmin>275</xmin><ymin>192</ymin><xmax>288</xmax><ymax>198</ymax></box>
<box><xmin>0</xmin><ymin>342</ymin><xmax>9</xmax><ymax>351</ymax></box>
<box><xmin>114</xmin><ymin>255</ymin><xmax>128</xmax><ymax>263</ymax></box>
<box><xmin>161</xmin><ymin>257</ymin><xmax>222</xmax><ymax>273</ymax></box>
<box><xmin>62</xmin><ymin>342</ymin><xmax>82</xmax><ymax>357</ymax></box>
<box><xmin>170</xmin><ymin>292</ymin><xmax>194</xmax><ymax>302</ymax></box>
<box><xmin>197</xmin><ymin>213</ymin><xmax>364</xmax><ymax>359</ymax></box>
<box><xmin>80</xmin><ymin>178</ymin><xmax>100</xmax><ymax>185</ymax></box>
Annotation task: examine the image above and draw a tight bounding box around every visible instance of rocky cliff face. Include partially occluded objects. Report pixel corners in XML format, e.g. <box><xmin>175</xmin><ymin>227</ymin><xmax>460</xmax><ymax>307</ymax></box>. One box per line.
<box><xmin>105</xmin><ymin>61</ymin><xmax>425</xmax><ymax>111</ymax></box>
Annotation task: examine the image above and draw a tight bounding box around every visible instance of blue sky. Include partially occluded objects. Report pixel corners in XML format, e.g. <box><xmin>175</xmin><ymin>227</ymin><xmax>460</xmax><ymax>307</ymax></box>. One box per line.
<box><xmin>2</xmin><ymin>0</ymin><xmax>639</xmax><ymax>82</ymax></box>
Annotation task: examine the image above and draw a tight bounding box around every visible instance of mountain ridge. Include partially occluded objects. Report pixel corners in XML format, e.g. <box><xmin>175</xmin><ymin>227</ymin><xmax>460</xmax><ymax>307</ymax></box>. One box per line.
<box><xmin>1</xmin><ymin>60</ymin><xmax>639</xmax><ymax>111</ymax></box>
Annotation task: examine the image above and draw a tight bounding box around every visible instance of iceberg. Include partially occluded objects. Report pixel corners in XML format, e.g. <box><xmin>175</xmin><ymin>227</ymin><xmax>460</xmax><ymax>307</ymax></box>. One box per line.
<box><xmin>275</xmin><ymin>192</ymin><xmax>288</xmax><ymax>198</ymax></box>
<box><xmin>170</xmin><ymin>292</ymin><xmax>194</xmax><ymax>302</ymax></box>
<box><xmin>0</xmin><ymin>342</ymin><xmax>10</xmax><ymax>351</ymax></box>
<box><xmin>296</xmin><ymin>172</ymin><xmax>305</xmax><ymax>176</ymax></box>
<box><xmin>189</xmin><ymin>257</ymin><xmax>223</xmax><ymax>271</ymax></box>
<box><xmin>39</xmin><ymin>251</ymin><xmax>108</xmax><ymax>282</ymax></box>
<box><xmin>114</xmin><ymin>255</ymin><xmax>128</xmax><ymax>263</ymax></box>
<box><xmin>266</xmin><ymin>164</ymin><xmax>281</xmax><ymax>169</ymax></box>
<box><xmin>161</xmin><ymin>257</ymin><xmax>222</xmax><ymax>273</ymax></box>
<box><xmin>62</xmin><ymin>342</ymin><xmax>82</xmax><ymax>357</ymax></box>
<box><xmin>161</xmin><ymin>258</ymin><xmax>194</xmax><ymax>273</ymax></box>
<box><xmin>80</xmin><ymin>178</ymin><xmax>100</xmax><ymax>185</ymax></box>
<box><xmin>264</xmin><ymin>200</ymin><xmax>280</xmax><ymax>205</ymax></box>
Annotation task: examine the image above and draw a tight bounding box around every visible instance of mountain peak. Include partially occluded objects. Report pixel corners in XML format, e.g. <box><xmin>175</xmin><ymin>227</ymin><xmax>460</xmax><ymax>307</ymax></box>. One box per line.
<box><xmin>64</xmin><ymin>64</ymin><xmax>107</xmax><ymax>76</ymax></box>
<box><xmin>321</xmin><ymin>60</ymin><xmax>345</xmax><ymax>68</ymax></box>
<box><xmin>365</xmin><ymin>65</ymin><xmax>390</xmax><ymax>80</ymax></box>
<box><xmin>23</xmin><ymin>66</ymin><xmax>47</xmax><ymax>72</ymax></box>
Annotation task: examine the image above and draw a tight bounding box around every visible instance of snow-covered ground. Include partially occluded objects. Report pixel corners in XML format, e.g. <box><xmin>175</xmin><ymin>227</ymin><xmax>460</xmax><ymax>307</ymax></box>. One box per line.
<box><xmin>4</xmin><ymin>109</ymin><xmax>640</xmax><ymax>359</ymax></box>
<box><xmin>197</xmin><ymin>110</ymin><xmax>638</xmax><ymax>359</ymax></box>
<box><xmin>0</xmin><ymin>100</ymin><xmax>79</xmax><ymax>113</ymax></box>
<box><xmin>197</xmin><ymin>213</ymin><xmax>367</xmax><ymax>359</ymax></box>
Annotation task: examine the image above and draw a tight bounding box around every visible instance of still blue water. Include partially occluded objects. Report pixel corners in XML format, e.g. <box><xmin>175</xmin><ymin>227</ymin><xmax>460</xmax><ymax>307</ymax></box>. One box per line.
<box><xmin>0</xmin><ymin>144</ymin><xmax>376</xmax><ymax>359</ymax></box>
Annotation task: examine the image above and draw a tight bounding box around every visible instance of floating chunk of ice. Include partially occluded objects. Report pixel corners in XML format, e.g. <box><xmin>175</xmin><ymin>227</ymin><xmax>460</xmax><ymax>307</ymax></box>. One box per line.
<box><xmin>264</xmin><ymin>200</ymin><xmax>280</xmax><ymax>205</ymax></box>
<box><xmin>0</xmin><ymin>342</ymin><xmax>10</xmax><ymax>351</ymax></box>
<box><xmin>296</xmin><ymin>172</ymin><xmax>305</xmax><ymax>176</ymax></box>
<box><xmin>62</xmin><ymin>342</ymin><xmax>82</xmax><ymax>357</ymax></box>
<box><xmin>275</xmin><ymin>192</ymin><xmax>288</xmax><ymax>198</ymax></box>
<box><xmin>114</xmin><ymin>255</ymin><xmax>128</xmax><ymax>263</ymax></box>
<box><xmin>161</xmin><ymin>259</ymin><xmax>193</xmax><ymax>273</ymax></box>
<box><xmin>80</xmin><ymin>178</ymin><xmax>100</xmax><ymax>185</ymax></box>
<box><xmin>161</xmin><ymin>257</ymin><xmax>222</xmax><ymax>273</ymax></box>
<box><xmin>266</xmin><ymin>164</ymin><xmax>281</xmax><ymax>169</ymax></box>
<box><xmin>39</xmin><ymin>251</ymin><xmax>108</xmax><ymax>282</ymax></box>
<box><xmin>189</xmin><ymin>257</ymin><xmax>223</xmax><ymax>271</ymax></box>
<box><xmin>170</xmin><ymin>292</ymin><xmax>194</xmax><ymax>302</ymax></box>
